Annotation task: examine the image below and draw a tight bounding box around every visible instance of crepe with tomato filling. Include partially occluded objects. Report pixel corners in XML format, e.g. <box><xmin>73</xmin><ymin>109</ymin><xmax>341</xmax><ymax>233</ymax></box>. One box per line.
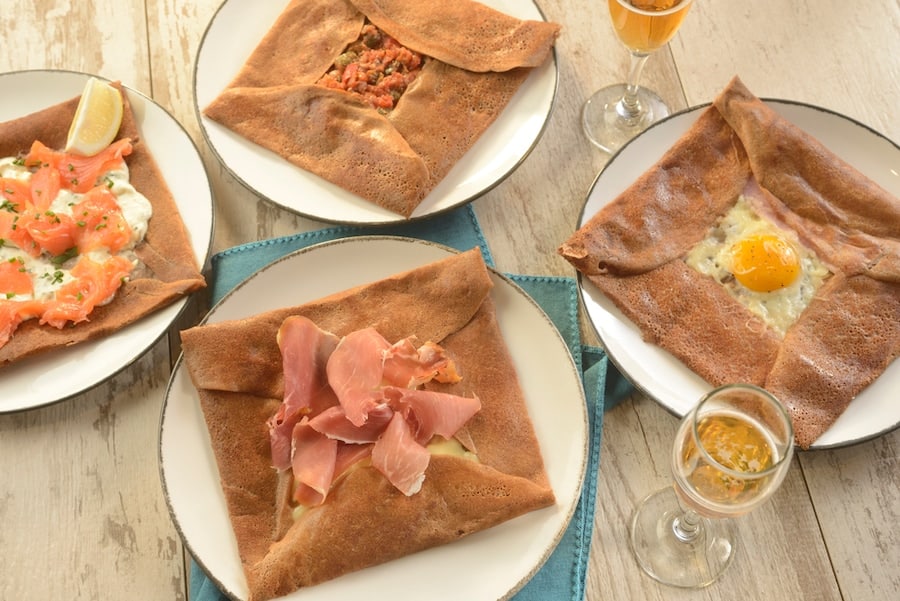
<box><xmin>179</xmin><ymin>248</ymin><xmax>555</xmax><ymax>600</ymax></box>
<box><xmin>0</xmin><ymin>84</ymin><xmax>205</xmax><ymax>367</ymax></box>
<box><xmin>202</xmin><ymin>0</ymin><xmax>560</xmax><ymax>218</ymax></box>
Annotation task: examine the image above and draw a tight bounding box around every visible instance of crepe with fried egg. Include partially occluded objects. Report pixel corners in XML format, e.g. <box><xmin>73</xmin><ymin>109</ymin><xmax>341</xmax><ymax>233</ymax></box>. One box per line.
<box><xmin>202</xmin><ymin>0</ymin><xmax>560</xmax><ymax>218</ymax></box>
<box><xmin>559</xmin><ymin>76</ymin><xmax>900</xmax><ymax>448</ymax></box>
<box><xmin>179</xmin><ymin>248</ymin><xmax>555</xmax><ymax>600</ymax></box>
<box><xmin>0</xmin><ymin>85</ymin><xmax>205</xmax><ymax>367</ymax></box>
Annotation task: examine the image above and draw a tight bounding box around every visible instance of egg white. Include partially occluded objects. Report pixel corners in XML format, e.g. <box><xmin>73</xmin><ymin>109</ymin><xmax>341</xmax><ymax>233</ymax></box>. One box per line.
<box><xmin>685</xmin><ymin>195</ymin><xmax>830</xmax><ymax>337</ymax></box>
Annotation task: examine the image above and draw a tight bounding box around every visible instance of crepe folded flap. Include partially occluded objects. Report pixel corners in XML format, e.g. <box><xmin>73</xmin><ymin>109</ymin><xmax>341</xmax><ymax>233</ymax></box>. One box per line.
<box><xmin>180</xmin><ymin>248</ymin><xmax>556</xmax><ymax>601</ymax></box>
<box><xmin>559</xmin><ymin>76</ymin><xmax>900</xmax><ymax>448</ymax></box>
<box><xmin>0</xmin><ymin>84</ymin><xmax>205</xmax><ymax>367</ymax></box>
<box><xmin>202</xmin><ymin>0</ymin><xmax>561</xmax><ymax>218</ymax></box>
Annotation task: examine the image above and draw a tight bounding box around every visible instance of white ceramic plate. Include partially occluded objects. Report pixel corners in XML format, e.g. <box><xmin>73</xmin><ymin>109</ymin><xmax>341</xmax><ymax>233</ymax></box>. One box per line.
<box><xmin>577</xmin><ymin>101</ymin><xmax>900</xmax><ymax>449</ymax></box>
<box><xmin>160</xmin><ymin>237</ymin><xmax>587</xmax><ymax>601</ymax></box>
<box><xmin>0</xmin><ymin>69</ymin><xmax>214</xmax><ymax>413</ymax></box>
<box><xmin>193</xmin><ymin>0</ymin><xmax>558</xmax><ymax>225</ymax></box>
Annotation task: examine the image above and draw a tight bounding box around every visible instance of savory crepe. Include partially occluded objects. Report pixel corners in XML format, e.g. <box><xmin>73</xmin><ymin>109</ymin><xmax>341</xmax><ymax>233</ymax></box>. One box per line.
<box><xmin>180</xmin><ymin>248</ymin><xmax>555</xmax><ymax>600</ymax></box>
<box><xmin>202</xmin><ymin>0</ymin><xmax>561</xmax><ymax>218</ymax></box>
<box><xmin>0</xmin><ymin>84</ymin><xmax>205</xmax><ymax>367</ymax></box>
<box><xmin>559</xmin><ymin>76</ymin><xmax>900</xmax><ymax>449</ymax></box>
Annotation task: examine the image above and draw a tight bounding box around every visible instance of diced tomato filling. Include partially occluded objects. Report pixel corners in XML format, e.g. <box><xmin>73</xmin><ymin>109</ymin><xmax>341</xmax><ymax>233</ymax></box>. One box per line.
<box><xmin>316</xmin><ymin>23</ymin><xmax>423</xmax><ymax>112</ymax></box>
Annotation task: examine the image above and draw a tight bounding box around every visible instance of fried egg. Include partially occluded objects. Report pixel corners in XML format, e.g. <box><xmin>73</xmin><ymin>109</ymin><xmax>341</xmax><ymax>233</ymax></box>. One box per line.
<box><xmin>685</xmin><ymin>196</ymin><xmax>831</xmax><ymax>336</ymax></box>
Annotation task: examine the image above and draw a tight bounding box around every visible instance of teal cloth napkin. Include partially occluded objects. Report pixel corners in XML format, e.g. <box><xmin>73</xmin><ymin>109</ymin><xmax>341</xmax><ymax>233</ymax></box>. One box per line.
<box><xmin>189</xmin><ymin>204</ymin><xmax>633</xmax><ymax>601</ymax></box>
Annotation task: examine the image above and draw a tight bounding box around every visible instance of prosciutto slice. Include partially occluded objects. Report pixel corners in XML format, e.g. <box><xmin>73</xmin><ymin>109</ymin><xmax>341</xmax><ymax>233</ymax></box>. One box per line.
<box><xmin>270</xmin><ymin>318</ymin><xmax>481</xmax><ymax>503</ymax></box>
<box><xmin>268</xmin><ymin>316</ymin><xmax>340</xmax><ymax>470</ymax></box>
<box><xmin>290</xmin><ymin>419</ymin><xmax>338</xmax><ymax>506</ymax></box>
<box><xmin>386</xmin><ymin>387</ymin><xmax>482</xmax><ymax>445</ymax></box>
<box><xmin>382</xmin><ymin>338</ymin><xmax>461</xmax><ymax>388</ymax></box>
<box><xmin>371</xmin><ymin>412</ymin><xmax>431</xmax><ymax>496</ymax></box>
<box><xmin>308</xmin><ymin>404</ymin><xmax>394</xmax><ymax>444</ymax></box>
<box><xmin>326</xmin><ymin>328</ymin><xmax>391</xmax><ymax>426</ymax></box>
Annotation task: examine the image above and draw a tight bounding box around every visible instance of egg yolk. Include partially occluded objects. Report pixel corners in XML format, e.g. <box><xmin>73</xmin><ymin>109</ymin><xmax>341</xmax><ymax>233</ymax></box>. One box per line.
<box><xmin>729</xmin><ymin>234</ymin><xmax>801</xmax><ymax>292</ymax></box>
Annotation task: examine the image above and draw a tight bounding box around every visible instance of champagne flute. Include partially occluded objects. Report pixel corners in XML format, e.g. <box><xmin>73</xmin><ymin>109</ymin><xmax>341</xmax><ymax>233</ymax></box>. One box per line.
<box><xmin>630</xmin><ymin>383</ymin><xmax>794</xmax><ymax>587</ymax></box>
<box><xmin>583</xmin><ymin>0</ymin><xmax>693</xmax><ymax>153</ymax></box>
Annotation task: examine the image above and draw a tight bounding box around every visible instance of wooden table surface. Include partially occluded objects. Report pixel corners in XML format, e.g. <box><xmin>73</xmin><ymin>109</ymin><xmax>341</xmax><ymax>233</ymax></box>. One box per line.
<box><xmin>2</xmin><ymin>1</ymin><xmax>898</xmax><ymax>600</ymax></box>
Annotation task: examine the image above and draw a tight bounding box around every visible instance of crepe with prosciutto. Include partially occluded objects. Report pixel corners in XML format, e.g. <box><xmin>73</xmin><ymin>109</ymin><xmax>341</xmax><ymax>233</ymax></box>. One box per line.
<box><xmin>559</xmin><ymin>76</ymin><xmax>900</xmax><ymax>449</ymax></box>
<box><xmin>0</xmin><ymin>85</ymin><xmax>205</xmax><ymax>367</ymax></box>
<box><xmin>202</xmin><ymin>0</ymin><xmax>560</xmax><ymax>218</ymax></box>
<box><xmin>180</xmin><ymin>248</ymin><xmax>555</xmax><ymax>600</ymax></box>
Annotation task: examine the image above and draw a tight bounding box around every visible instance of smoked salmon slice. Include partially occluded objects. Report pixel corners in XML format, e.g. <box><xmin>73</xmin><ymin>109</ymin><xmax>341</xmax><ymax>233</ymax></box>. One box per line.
<box><xmin>28</xmin><ymin>163</ymin><xmax>61</xmax><ymax>211</ymax></box>
<box><xmin>0</xmin><ymin>258</ymin><xmax>33</xmax><ymax>297</ymax></box>
<box><xmin>21</xmin><ymin>210</ymin><xmax>77</xmax><ymax>257</ymax></box>
<box><xmin>1</xmin><ymin>176</ymin><xmax>31</xmax><ymax>210</ymax></box>
<box><xmin>24</xmin><ymin>138</ymin><xmax>132</xmax><ymax>195</ymax></box>
<box><xmin>0</xmin><ymin>209</ymin><xmax>40</xmax><ymax>258</ymax></box>
<box><xmin>40</xmin><ymin>255</ymin><xmax>133</xmax><ymax>329</ymax></box>
<box><xmin>0</xmin><ymin>299</ymin><xmax>44</xmax><ymax>347</ymax></box>
<box><xmin>0</xmin><ymin>133</ymin><xmax>147</xmax><ymax>351</ymax></box>
<box><xmin>0</xmin><ymin>252</ymin><xmax>134</xmax><ymax>346</ymax></box>
<box><xmin>71</xmin><ymin>186</ymin><xmax>132</xmax><ymax>253</ymax></box>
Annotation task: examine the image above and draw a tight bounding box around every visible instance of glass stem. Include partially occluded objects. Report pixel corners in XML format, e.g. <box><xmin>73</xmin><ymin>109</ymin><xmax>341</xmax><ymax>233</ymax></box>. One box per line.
<box><xmin>672</xmin><ymin>509</ymin><xmax>702</xmax><ymax>543</ymax></box>
<box><xmin>617</xmin><ymin>51</ymin><xmax>652</xmax><ymax>122</ymax></box>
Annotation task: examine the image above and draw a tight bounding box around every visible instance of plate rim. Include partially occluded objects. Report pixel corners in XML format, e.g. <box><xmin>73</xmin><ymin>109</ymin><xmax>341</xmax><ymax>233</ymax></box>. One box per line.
<box><xmin>574</xmin><ymin>98</ymin><xmax>900</xmax><ymax>451</ymax></box>
<box><xmin>191</xmin><ymin>0</ymin><xmax>560</xmax><ymax>226</ymax></box>
<box><xmin>0</xmin><ymin>67</ymin><xmax>215</xmax><ymax>413</ymax></box>
<box><xmin>159</xmin><ymin>235</ymin><xmax>589</xmax><ymax>600</ymax></box>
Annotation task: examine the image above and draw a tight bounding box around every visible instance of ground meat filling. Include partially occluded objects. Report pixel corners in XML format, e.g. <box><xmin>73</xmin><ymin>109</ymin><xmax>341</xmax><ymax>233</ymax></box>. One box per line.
<box><xmin>317</xmin><ymin>23</ymin><xmax>424</xmax><ymax>113</ymax></box>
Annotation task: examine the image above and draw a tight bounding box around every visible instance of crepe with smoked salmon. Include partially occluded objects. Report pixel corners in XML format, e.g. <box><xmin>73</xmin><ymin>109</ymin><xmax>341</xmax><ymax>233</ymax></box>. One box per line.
<box><xmin>0</xmin><ymin>84</ymin><xmax>205</xmax><ymax>366</ymax></box>
<box><xmin>559</xmin><ymin>76</ymin><xmax>900</xmax><ymax>448</ymax></box>
<box><xmin>202</xmin><ymin>0</ymin><xmax>560</xmax><ymax>218</ymax></box>
<box><xmin>179</xmin><ymin>248</ymin><xmax>555</xmax><ymax>600</ymax></box>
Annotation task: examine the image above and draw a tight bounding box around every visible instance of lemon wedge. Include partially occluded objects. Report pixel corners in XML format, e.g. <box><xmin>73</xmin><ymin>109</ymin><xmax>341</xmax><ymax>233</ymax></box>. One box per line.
<box><xmin>65</xmin><ymin>77</ymin><xmax>124</xmax><ymax>156</ymax></box>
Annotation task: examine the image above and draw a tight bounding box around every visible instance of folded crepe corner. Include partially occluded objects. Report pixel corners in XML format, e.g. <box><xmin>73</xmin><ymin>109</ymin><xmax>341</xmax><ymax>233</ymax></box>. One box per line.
<box><xmin>180</xmin><ymin>248</ymin><xmax>556</xmax><ymax>600</ymax></box>
<box><xmin>202</xmin><ymin>0</ymin><xmax>561</xmax><ymax>218</ymax></box>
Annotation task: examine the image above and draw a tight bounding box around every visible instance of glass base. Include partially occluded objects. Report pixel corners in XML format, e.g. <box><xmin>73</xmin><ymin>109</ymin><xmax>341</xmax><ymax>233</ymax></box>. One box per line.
<box><xmin>582</xmin><ymin>84</ymin><xmax>671</xmax><ymax>154</ymax></box>
<box><xmin>629</xmin><ymin>486</ymin><xmax>736</xmax><ymax>588</ymax></box>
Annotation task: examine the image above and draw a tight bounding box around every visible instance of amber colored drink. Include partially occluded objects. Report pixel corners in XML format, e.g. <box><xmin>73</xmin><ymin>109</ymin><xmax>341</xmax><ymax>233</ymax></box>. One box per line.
<box><xmin>673</xmin><ymin>410</ymin><xmax>781</xmax><ymax>518</ymax></box>
<box><xmin>608</xmin><ymin>0</ymin><xmax>693</xmax><ymax>54</ymax></box>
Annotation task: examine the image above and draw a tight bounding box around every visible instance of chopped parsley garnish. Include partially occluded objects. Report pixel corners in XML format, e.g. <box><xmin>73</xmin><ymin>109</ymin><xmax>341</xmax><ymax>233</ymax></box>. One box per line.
<box><xmin>41</xmin><ymin>270</ymin><xmax>65</xmax><ymax>285</ymax></box>
<box><xmin>50</xmin><ymin>247</ymin><xmax>79</xmax><ymax>267</ymax></box>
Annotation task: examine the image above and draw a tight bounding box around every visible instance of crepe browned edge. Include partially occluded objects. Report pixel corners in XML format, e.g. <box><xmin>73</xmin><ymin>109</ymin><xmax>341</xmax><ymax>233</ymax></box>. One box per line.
<box><xmin>202</xmin><ymin>0</ymin><xmax>560</xmax><ymax>218</ymax></box>
<box><xmin>0</xmin><ymin>83</ymin><xmax>206</xmax><ymax>367</ymax></box>
<box><xmin>179</xmin><ymin>248</ymin><xmax>555</xmax><ymax>601</ymax></box>
<box><xmin>559</xmin><ymin>76</ymin><xmax>900</xmax><ymax>449</ymax></box>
